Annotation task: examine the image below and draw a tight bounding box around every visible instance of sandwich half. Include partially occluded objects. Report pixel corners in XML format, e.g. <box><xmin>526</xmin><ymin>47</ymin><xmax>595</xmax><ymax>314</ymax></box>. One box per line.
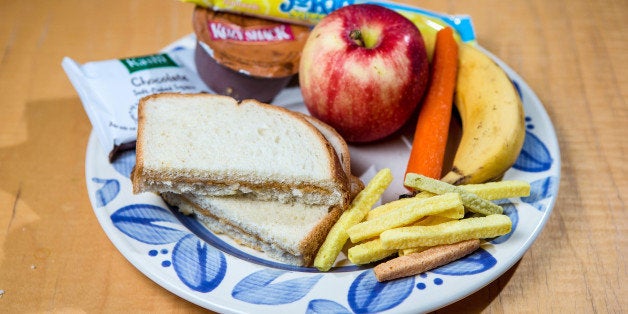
<box><xmin>132</xmin><ymin>93</ymin><xmax>363</xmax><ymax>266</ymax></box>
<box><xmin>160</xmin><ymin>111</ymin><xmax>362</xmax><ymax>267</ymax></box>
<box><xmin>132</xmin><ymin>93</ymin><xmax>351</xmax><ymax>207</ymax></box>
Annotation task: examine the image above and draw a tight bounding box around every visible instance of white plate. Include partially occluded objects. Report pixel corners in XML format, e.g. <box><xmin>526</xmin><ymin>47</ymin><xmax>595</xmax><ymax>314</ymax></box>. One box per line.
<box><xmin>85</xmin><ymin>36</ymin><xmax>560</xmax><ymax>313</ymax></box>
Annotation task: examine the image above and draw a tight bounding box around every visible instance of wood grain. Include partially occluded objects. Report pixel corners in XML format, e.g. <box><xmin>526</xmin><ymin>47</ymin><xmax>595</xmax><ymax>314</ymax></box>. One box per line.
<box><xmin>0</xmin><ymin>0</ymin><xmax>625</xmax><ymax>312</ymax></box>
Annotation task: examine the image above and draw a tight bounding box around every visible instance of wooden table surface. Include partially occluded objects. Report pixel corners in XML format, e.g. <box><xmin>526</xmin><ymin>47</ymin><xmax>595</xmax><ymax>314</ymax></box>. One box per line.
<box><xmin>1</xmin><ymin>0</ymin><xmax>625</xmax><ymax>312</ymax></box>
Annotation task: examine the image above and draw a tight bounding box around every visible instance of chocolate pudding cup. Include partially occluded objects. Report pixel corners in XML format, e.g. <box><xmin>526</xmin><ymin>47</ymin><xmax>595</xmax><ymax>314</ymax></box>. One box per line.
<box><xmin>192</xmin><ymin>6</ymin><xmax>310</xmax><ymax>103</ymax></box>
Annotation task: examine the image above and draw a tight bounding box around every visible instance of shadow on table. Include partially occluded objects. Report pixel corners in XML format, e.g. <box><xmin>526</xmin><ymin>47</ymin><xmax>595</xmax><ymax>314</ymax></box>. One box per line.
<box><xmin>0</xmin><ymin>97</ymin><xmax>204</xmax><ymax>312</ymax></box>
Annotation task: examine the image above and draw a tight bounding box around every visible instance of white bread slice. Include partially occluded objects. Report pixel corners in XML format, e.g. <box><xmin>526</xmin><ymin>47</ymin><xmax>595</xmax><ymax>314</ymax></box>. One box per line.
<box><xmin>161</xmin><ymin>192</ymin><xmax>343</xmax><ymax>267</ymax></box>
<box><xmin>132</xmin><ymin>93</ymin><xmax>350</xmax><ymax>207</ymax></box>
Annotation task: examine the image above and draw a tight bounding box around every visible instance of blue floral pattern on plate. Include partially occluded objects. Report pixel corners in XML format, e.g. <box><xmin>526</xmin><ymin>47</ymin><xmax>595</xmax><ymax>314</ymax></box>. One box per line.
<box><xmin>348</xmin><ymin>271</ymin><xmax>415</xmax><ymax>313</ymax></box>
<box><xmin>172</xmin><ymin>234</ymin><xmax>227</xmax><ymax>293</ymax></box>
<box><xmin>84</xmin><ymin>36</ymin><xmax>560</xmax><ymax>314</ymax></box>
<box><xmin>232</xmin><ymin>269</ymin><xmax>322</xmax><ymax>304</ymax></box>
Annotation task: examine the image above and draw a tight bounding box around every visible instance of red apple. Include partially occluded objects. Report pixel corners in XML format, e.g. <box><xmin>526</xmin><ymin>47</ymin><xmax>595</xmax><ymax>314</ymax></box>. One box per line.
<box><xmin>299</xmin><ymin>4</ymin><xmax>429</xmax><ymax>143</ymax></box>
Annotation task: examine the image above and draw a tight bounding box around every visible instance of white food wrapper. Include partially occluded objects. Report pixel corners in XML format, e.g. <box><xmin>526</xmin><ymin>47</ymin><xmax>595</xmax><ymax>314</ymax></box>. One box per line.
<box><xmin>62</xmin><ymin>38</ymin><xmax>210</xmax><ymax>161</ymax></box>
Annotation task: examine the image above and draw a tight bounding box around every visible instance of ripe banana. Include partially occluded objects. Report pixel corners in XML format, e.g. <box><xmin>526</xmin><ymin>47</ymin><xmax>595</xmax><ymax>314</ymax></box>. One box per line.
<box><xmin>441</xmin><ymin>44</ymin><xmax>525</xmax><ymax>185</ymax></box>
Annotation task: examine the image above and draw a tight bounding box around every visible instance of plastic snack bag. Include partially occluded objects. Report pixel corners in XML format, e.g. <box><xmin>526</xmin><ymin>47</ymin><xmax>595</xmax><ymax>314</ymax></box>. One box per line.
<box><xmin>62</xmin><ymin>44</ymin><xmax>210</xmax><ymax>161</ymax></box>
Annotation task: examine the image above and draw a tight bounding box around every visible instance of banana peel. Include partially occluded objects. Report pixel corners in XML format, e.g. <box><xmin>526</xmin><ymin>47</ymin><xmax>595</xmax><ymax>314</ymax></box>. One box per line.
<box><xmin>441</xmin><ymin>44</ymin><xmax>526</xmax><ymax>185</ymax></box>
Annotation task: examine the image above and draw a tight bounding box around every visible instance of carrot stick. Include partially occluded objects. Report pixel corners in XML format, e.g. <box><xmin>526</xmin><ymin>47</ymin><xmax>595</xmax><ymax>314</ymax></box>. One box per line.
<box><xmin>405</xmin><ymin>27</ymin><xmax>458</xmax><ymax>187</ymax></box>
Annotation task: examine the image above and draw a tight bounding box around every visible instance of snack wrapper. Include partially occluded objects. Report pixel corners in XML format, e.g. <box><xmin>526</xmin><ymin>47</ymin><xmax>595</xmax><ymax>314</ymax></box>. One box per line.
<box><xmin>62</xmin><ymin>41</ymin><xmax>209</xmax><ymax>161</ymax></box>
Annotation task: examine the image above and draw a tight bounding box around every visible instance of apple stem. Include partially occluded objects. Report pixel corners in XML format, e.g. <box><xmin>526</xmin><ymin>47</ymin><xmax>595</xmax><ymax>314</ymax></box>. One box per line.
<box><xmin>349</xmin><ymin>30</ymin><xmax>365</xmax><ymax>47</ymax></box>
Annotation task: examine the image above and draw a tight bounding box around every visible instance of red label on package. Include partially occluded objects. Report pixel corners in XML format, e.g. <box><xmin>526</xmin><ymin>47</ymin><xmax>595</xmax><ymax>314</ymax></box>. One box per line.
<box><xmin>208</xmin><ymin>21</ymin><xmax>295</xmax><ymax>42</ymax></box>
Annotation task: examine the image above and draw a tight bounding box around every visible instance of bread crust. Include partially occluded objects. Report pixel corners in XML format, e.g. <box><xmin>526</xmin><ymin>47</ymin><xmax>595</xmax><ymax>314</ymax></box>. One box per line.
<box><xmin>300</xmin><ymin>114</ymin><xmax>352</xmax><ymax>173</ymax></box>
<box><xmin>132</xmin><ymin>93</ymin><xmax>351</xmax><ymax>207</ymax></box>
<box><xmin>299</xmin><ymin>113</ymin><xmax>365</xmax><ymax>200</ymax></box>
<box><xmin>297</xmin><ymin>204</ymin><xmax>343</xmax><ymax>266</ymax></box>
